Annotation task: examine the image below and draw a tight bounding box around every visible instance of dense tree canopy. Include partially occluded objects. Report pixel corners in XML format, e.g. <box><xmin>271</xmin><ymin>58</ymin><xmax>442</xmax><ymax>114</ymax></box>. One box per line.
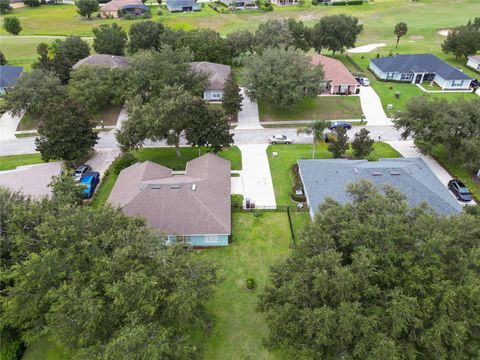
<box><xmin>394</xmin><ymin>96</ymin><xmax>480</xmax><ymax>171</ymax></box>
<box><xmin>51</xmin><ymin>36</ymin><xmax>91</xmax><ymax>83</ymax></box>
<box><xmin>128</xmin><ymin>21</ymin><xmax>164</xmax><ymax>53</ymax></box>
<box><xmin>76</xmin><ymin>0</ymin><xmax>99</xmax><ymax>19</ymax></box>
<box><xmin>221</xmin><ymin>73</ymin><xmax>243</xmax><ymax>119</ymax></box>
<box><xmin>0</xmin><ymin>188</ymin><xmax>217</xmax><ymax>359</ymax></box>
<box><xmin>254</xmin><ymin>19</ymin><xmax>295</xmax><ymax>51</ymax></box>
<box><xmin>351</xmin><ymin>128</ymin><xmax>374</xmax><ymax>159</ymax></box>
<box><xmin>244</xmin><ymin>47</ymin><xmax>323</xmax><ymax>107</ymax></box>
<box><xmin>3</xmin><ymin>16</ymin><xmax>21</xmax><ymax>35</ymax></box>
<box><xmin>179</xmin><ymin>29</ymin><xmax>231</xmax><ymax>64</ymax></box>
<box><xmin>310</xmin><ymin>15</ymin><xmax>363</xmax><ymax>54</ymax></box>
<box><xmin>327</xmin><ymin>126</ymin><xmax>349</xmax><ymax>158</ymax></box>
<box><xmin>259</xmin><ymin>181</ymin><xmax>480</xmax><ymax>359</ymax></box>
<box><xmin>92</xmin><ymin>23</ymin><xmax>128</xmax><ymax>56</ymax></box>
<box><xmin>441</xmin><ymin>23</ymin><xmax>480</xmax><ymax>59</ymax></box>
<box><xmin>226</xmin><ymin>29</ymin><xmax>255</xmax><ymax>58</ymax></box>
<box><xmin>394</xmin><ymin>22</ymin><xmax>408</xmax><ymax>48</ymax></box>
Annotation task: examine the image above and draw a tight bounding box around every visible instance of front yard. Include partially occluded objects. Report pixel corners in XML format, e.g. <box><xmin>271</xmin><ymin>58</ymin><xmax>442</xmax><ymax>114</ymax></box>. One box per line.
<box><xmin>258</xmin><ymin>96</ymin><xmax>363</xmax><ymax>122</ymax></box>
<box><xmin>267</xmin><ymin>142</ymin><xmax>402</xmax><ymax>205</ymax></box>
<box><xmin>0</xmin><ymin>153</ymin><xmax>44</xmax><ymax>171</ymax></box>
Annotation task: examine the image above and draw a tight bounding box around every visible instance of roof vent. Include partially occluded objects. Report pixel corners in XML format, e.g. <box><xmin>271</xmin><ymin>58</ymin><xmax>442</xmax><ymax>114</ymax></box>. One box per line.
<box><xmin>150</xmin><ymin>184</ymin><xmax>161</xmax><ymax>189</ymax></box>
<box><xmin>372</xmin><ymin>172</ymin><xmax>382</xmax><ymax>176</ymax></box>
<box><xmin>170</xmin><ymin>184</ymin><xmax>181</xmax><ymax>189</ymax></box>
<box><xmin>192</xmin><ymin>184</ymin><xmax>197</xmax><ymax>191</ymax></box>
<box><xmin>390</xmin><ymin>171</ymin><xmax>401</xmax><ymax>176</ymax></box>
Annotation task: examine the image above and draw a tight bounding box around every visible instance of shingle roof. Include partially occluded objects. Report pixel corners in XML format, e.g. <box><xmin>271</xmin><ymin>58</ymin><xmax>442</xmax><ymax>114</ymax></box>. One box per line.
<box><xmin>309</xmin><ymin>54</ymin><xmax>358</xmax><ymax>86</ymax></box>
<box><xmin>107</xmin><ymin>153</ymin><xmax>231</xmax><ymax>235</ymax></box>
<box><xmin>370</xmin><ymin>54</ymin><xmax>472</xmax><ymax>81</ymax></box>
<box><xmin>166</xmin><ymin>0</ymin><xmax>200</xmax><ymax>8</ymax></box>
<box><xmin>298</xmin><ymin>158</ymin><xmax>462</xmax><ymax>216</ymax></box>
<box><xmin>191</xmin><ymin>62</ymin><xmax>231</xmax><ymax>90</ymax></box>
<box><xmin>100</xmin><ymin>0</ymin><xmax>147</xmax><ymax>12</ymax></box>
<box><xmin>468</xmin><ymin>55</ymin><xmax>480</xmax><ymax>63</ymax></box>
<box><xmin>72</xmin><ymin>54</ymin><xmax>130</xmax><ymax>69</ymax></box>
<box><xmin>0</xmin><ymin>65</ymin><xmax>23</xmax><ymax>88</ymax></box>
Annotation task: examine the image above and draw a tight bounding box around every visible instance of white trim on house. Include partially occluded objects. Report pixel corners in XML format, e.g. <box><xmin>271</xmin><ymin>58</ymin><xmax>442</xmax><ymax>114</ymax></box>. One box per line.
<box><xmin>203</xmin><ymin>89</ymin><xmax>224</xmax><ymax>101</ymax></box>
<box><xmin>466</xmin><ymin>57</ymin><xmax>480</xmax><ymax>72</ymax></box>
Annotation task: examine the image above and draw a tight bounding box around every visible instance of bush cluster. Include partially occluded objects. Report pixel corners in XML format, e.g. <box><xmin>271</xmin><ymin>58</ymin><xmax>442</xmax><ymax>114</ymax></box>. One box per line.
<box><xmin>246</xmin><ymin>277</ymin><xmax>255</xmax><ymax>289</ymax></box>
<box><xmin>111</xmin><ymin>152</ymin><xmax>137</xmax><ymax>175</ymax></box>
<box><xmin>290</xmin><ymin>164</ymin><xmax>306</xmax><ymax>203</ymax></box>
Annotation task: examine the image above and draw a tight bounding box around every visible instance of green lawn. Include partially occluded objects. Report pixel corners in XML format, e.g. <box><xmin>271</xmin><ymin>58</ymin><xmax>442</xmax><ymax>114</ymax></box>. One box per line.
<box><xmin>197</xmin><ymin>212</ymin><xmax>294</xmax><ymax>360</ymax></box>
<box><xmin>267</xmin><ymin>142</ymin><xmax>402</xmax><ymax>204</ymax></box>
<box><xmin>431</xmin><ymin>145</ymin><xmax>480</xmax><ymax>202</ymax></box>
<box><xmin>258</xmin><ymin>96</ymin><xmax>363</xmax><ymax>121</ymax></box>
<box><xmin>0</xmin><ymin>153</ymin><xmax>44</xmax><ymax>171</ymax></box>
<box><xmin>92</xmin><ymin>146</ymin><xmax>242</xmax><ymax>206</ymax></box>
<box><xmin>21</xmin><ymin>338</ymin><xmax>71</xmax><ymax>360</ymax></box>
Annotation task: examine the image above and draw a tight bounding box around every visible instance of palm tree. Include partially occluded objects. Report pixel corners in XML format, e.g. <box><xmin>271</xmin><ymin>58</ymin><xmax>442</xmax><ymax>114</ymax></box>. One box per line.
<box><xmin>297</xmin><ymin>120</ymin><xmax>331</xmax><ymax>159</ymax></box>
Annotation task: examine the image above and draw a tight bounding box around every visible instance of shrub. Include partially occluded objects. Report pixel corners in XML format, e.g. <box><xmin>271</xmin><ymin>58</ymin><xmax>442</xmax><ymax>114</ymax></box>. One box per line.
<box><xmin>24</xmin><ymin>0</ymin><xmax>41</xmax><ymax>6</ymax></box>
<box><xmin>112</xmin><ymin>152</ymin><xmax>136</xmax><ymax>174</ymax></box>
<box><xmin>376</xmin><ymin>53</ymin><xmax>380</xmax><ymax>58</ymax></box>
<box><xmin>395</xmin><ymin>91</ymin><xmax>400</xmax><ymax>98</ymax></box>
<box><xmin>312</xmin><ymin>0</ymin><xmax>319</xmax><ymax>4</ymax></box>
<box><xmin>231</xmin><ymin>194</ymin><xmax>244</xmax><ymax>207</ymax></box>
<box><xmin>246</xmin><ymin>277</ymin><xmax>255</xmax><ymax>289</ymax></box>
<box><xmin>3</xmin><ymin>17</ymin><xmax>22</xmax><ymax>35</ymax></box>
<box><xmin>157</xmin><ymin>8</ymin><xmax>163</xmax><ymax>15</ymax></box>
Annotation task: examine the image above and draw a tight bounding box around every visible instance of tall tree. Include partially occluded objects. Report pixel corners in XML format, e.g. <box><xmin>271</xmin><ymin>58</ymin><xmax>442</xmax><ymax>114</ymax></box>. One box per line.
<box><xmin>3</xmin><ymin>69</ymin><xmax>67</xmax><ymax>117</ymax></box>
<box><xmin>221</xmin><ymin>73</ymin><xmax>243</xmax><ymax>120</ymax></box>
<box><xmin>92</xmin><ymin>23</ymin><xmax>128</xmax><ymax>56</ymax></box>
<box><xmin>327</xmin><ymin>126</ymin><xmax>349</xmax><ymax>158</ymax></box>
<box><xmin>244</xmin><ymin>47</ymin><xmax>323</xmax><ymax>108</ymax></box>
<box><xmin>76</xmin><ymin>0</ymin><xmax>99</xmax><ymax>19</ymax></box>
<box><xmin>0</xmin><ymin>191</ymin><xmax>216</xmax><ymax>359</ymax></box>
<box><xmin>254</xmin><ymin>19</ymin><xmax>295</xmax><ymax>52</ymax></box>
<box><xmin>441</xmin><ymin>24</ymin><xmax>480</xmax><ymax>59</ymax></box>
<box><xmin>32</xmin><ymin>43</ymin><xmax>53</xmax><ymax>71</ymax></box>
<box><xmin>310</xmin><ymin>15</ymin><xmax>363</xmax><ymax>54</ymax></box>
<box><xmin>35</xmin><ymin>98</ymin><xmax>98</xmax><ymax>162</ymax></box>
<box><xmin>226</xmin><ymin>29</ymin><xmax>255</xmax><ymax>58</ymax></box>
<box><xmin>128</xmin><ymin>21</ymin><xmax>164</xmax><ymax>53</ymax></box>
<box><xmin>259</xmin><ymin>180</ymin><xmax>480</xmax><ymax>359</ymax></box>
<box><xmin>394</xmin><ymin>22</ymin><xmax>408</xmax><ymax>48</ymax></box>
<box><xmin>0</xmin><ymin>50</ymin><xmax>7</xmax><ymax>65</ymax></box>
<box><xmin>351</xmin><ymin>128</ymin><xmax>374</xmax><ymax>159</ymax></box>
<box><xmin>52</xmin><ymin>36</ymin><xmax>91</xmax><ymax>83</ymax></box>
<box><xmin>179</xmin><ymin>29</ymin><xmax>231</xmax><ymax>64</ymax></box>
<box><xmin>297</xmin><ymin>120</ymin><xmax>330</xmax><ymax>159</ymax></box>
<box><xmin>3</xmin><ymin>17</ymin><xmax>22</xmax><ymax>35</ymax></box>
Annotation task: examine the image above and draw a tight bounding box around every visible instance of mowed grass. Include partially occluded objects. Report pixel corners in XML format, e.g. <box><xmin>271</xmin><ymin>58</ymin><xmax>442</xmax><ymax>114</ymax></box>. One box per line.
<box><xmin>0</xmin><ymin>153</ymin><xmax>44</xmax><ymax>171</ymax></box>
<box><xmin>197</xmin><ymin>212</ymin><xmax>293</xmax><ymax>360</ymax></box>
<box><xmin>267</xmin><ymin>142</ymin><xmax>402</xmax><ymax>204</ymax></box>
<box><xmin>258</xmin><ymin>96</ymin><xmax>363</xmax><ymax>121</ymax></box>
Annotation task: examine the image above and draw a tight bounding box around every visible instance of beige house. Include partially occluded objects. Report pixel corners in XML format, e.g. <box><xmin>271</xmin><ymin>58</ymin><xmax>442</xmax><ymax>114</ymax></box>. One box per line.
<box><xmin>99</xmin><ymin>0</ymin><xmax>149</xmax><ymax>18</ymax></box>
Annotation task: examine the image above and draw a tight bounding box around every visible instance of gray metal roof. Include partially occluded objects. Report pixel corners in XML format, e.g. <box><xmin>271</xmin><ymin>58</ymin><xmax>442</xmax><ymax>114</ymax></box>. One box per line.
<box><xmin>0</xmin><ymin>65</ymin><xmax>23</xmax><ymax>88</ymax></box>
<box><xmin>298</xmin><ymin>158</ymin><xmax>462</xmax><ymax>217</ymax></box>
<box><xmin>370</xmin><ymin>54</ymin><xmax>472</xmax><ymax>81</ymax></box>
<box><xmin>108</xmin><ymin>153</ymin><xmax>231</xmax><ymax>235</ymax></box>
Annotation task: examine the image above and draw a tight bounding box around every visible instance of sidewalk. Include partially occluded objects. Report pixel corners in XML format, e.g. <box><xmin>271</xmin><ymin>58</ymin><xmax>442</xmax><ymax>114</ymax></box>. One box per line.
<box><xmin>237</xmin><ymin>144</ymin><xmax>276</xmax><ymax>208</ymax></box>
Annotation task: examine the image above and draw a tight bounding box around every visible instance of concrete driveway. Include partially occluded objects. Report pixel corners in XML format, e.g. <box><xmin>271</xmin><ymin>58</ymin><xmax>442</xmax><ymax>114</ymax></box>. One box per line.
<box><xmin>359</xmin><ymin>86</ymin><xmax>393</xmax><ymax>126</ymax></box>
<box><xmin>235</xmin><ymin>88</ymin><xmax>263</xmax><ymax>130</ymax></box>
<box><xmin>0</xmin><ymin>111</ymin><xmax>23</xmax><ymax>141</ymax></box>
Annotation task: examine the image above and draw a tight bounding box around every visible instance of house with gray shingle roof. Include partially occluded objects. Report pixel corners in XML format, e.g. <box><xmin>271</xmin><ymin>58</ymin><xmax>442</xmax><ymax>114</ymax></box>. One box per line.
<box><xmin>369</xmin><ymin>54</ymin><xmax>473</xmax><ymax>90</ymax></box>
<box><xmin>0</xmin><ymin>65</ymin><xmax>23</xmax><ymax>94</ymax></box>
<box><xmin>166</xmin><ymin>0</ymin><xmax>201</xmax><ymax>12</ymax></box>
<box><xmin>298</xmin><ymin>158</ymin><xmax>462</xmax><ymax>219</ymax></box>
<box><xmin>466</xmin><ymin>55</ymin><xmax>480</xmax><ymax>72</ymax></box>
<box><xmin>107</xmin><ymin>153</ymin><xmax>231</xmax><ymax>247</ymax></box>
<box><xmin>72</xmin><ymin>54</ymin><xmax>130</xmax><ymax>70</ymax></box>
<box><xmin>190</xmin><ymin>61</ymin><xmax>231</xmax><ymax>101</ymax></box>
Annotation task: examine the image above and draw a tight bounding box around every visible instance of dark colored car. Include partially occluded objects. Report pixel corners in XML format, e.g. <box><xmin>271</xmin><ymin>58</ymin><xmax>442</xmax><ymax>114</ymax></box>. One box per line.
<box><xmin>448</xmin><ymin>179</ymin><xmax>472</xmax><ymax>202</ymax></box>
<box><xmin>80</xmin><ymin>172</ymin><xmax>100</xmax><ymax>199</ymax></box>
<box><xmin>328</xmin><ymin>121</ymin><xmax>352</xmax><ymax>130</ymax></box>
<box><xmin>73</xmin><ymin>164</ymin><xmax>92</xmax><ymax>181</ymax></box>
<box><xmin>470</xmin><ymin>79</ymin><xmax>480</xmax><ymax>88</ymax></box>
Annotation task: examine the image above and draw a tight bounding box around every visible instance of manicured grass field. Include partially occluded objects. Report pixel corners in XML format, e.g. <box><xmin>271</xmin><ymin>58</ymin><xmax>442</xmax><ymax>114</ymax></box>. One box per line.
<box><xmin>431</xmin><ymin>145</ymin><xmax>480</xmax><ymax>202</ymax></box>
<box><xmin>197</xmin><ymin>212</ymin><xmax>294</xmax><ymax>360</ymax></box>
<box><xmin>92</xmin><ymin>146</ymin><xmax>242</xmax><ymax>206</ymax></box>
<box><xmin>267</xmin><ymin>142</ymin><xmax>402</xmax><ymax>204</ymax></box>
<box><xmin>0</xmin><ymin>153</ymin><xmax>44</xmax><ymax>171</ymax></box>
<box><xmin>258</xmin><ymin>96</ymin><xmax>363</xmax><ymax>121</ymax></box>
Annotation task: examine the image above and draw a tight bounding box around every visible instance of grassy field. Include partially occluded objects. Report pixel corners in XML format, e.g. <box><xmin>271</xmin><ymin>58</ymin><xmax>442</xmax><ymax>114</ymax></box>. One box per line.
<box><xmin>0</xmin><ymin>153</ymin><xmax>44</xmax><ymax>171</ymax></box>
<box><xmin>258</xmin><ymin>96</ymin><xmax>363</xmax><ymax>121</ymax></box>
<box><xmin>92</xmin><ymin>146</ymin><xmax>242</xmax><ymax>206</ymax></box>
<box><xmin>267</xmin><ymin>142</ymin><xmax>402</xmax><ymax>204</ymax></box>
<box><xmin>198</xmin><ymin>212</ymin><xmax>294</xmax><ymax>360</ymax></box>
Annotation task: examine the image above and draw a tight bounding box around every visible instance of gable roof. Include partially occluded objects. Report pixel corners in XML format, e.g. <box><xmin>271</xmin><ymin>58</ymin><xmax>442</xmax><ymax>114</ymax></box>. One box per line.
<box><xmin>298</xmin><ymin>158</ymin><xmax>462</xmax><ymax>216</ymax></box>
<box><xmin>309</xmin><ymin>54</ymin><xmax>358</xmax><ymax>86</ymax></box>
<box><xmin>107</xmin><ymin>153</ymin><xmax>231</xmax><ymax>235</ymax></box>
<box><xmin>72</xmin><ymin>54</ymin><xmax>130</xmax><ymax>69</ymax></box>
<box><xmin>191</xmin><ymin>62</ymin><xmax>231</xmax><ymax>90</ymax></box>
<box><xmin>0</xmin><ymin>65</ymin><xmax>23</xmax><ymax>88</ymax></box>
<box><xmin>468</xmin><ymin>54</ymin><xmax>480</xmax><ymax>63</ymax></box>
<box><xmin>100</xmin><ymin>0</ymin><xmax>147</xmax><ymax>12</ymax></box>
<box><xmin>370</xmin><ymin>54</ymin><xmax>472</xmax><ymax>81</ymax></box>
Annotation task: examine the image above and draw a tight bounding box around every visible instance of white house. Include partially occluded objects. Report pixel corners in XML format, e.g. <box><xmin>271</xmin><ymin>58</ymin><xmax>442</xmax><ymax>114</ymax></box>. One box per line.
<box><xmin>466</xmin><ymin>55</ymin><xmax>480</xmax><ymax>72</ymax></box>
<box><xmin>369</xmin><ymin>54</ymin><xmax>473</xmax><ymax>90</ymax></box>
<box><xmin>190</xmin><ymin>62</ymin><xmax>231</xmax><ymax>101</ymax></box>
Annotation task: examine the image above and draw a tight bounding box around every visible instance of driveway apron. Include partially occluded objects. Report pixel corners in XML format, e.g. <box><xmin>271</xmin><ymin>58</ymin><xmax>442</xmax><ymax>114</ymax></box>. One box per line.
<box><xmin>359</xmin><ymin>86</ymin><xmax>393</xmax><ymax>126</ymax></box>
<box><xmin>235</xmin><ymin>88</ymin><xmax>263</xmax><ymax>130</ymax></box>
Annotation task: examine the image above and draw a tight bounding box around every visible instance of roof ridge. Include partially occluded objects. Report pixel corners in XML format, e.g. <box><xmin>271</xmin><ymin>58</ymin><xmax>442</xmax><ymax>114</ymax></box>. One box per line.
<box><xmin>185</xmin><ymin>185</ymin><xmax>229</xmax><ymax>233</ymax></box>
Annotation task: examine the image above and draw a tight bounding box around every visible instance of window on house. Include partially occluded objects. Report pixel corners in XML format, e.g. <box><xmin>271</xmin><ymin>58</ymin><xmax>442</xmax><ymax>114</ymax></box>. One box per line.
<box><xmin>451</xmin><ymin>80</ymin><xmax>464</xmax><ymax>87</ymax></box>
<box><xmin>212</xmin><ymin>92</ymin><xmax>222</xmax><ymax>99</ymax></box>
<box><xmin>400</xmin><ymin>73</ymin><xmax>413</xmax><ymax>81</ymax></box>
<box><xmin>386</xmin><ymin>73</ymin><xmax>395</xmax><ymax>79</ymax></box>
<box><xmin>204</xmin><ymin>235</ymin><xmax>218</xmax><ymax>243</ymax></box>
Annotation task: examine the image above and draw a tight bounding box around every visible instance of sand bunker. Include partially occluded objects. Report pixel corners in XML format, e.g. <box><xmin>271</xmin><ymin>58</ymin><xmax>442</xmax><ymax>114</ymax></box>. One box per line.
<box><xmin>438</xmin><ymin>29</ymin><xmax>450</xmax><ymax>37</ymax></box>
<box><xmin>348</xmin><ymin>43</ymin><xmax>386</xmax><ymax>53</ymax></box>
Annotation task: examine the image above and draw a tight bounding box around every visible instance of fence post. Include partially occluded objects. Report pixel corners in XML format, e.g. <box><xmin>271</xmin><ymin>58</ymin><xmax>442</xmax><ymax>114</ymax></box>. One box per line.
<box><xmin>287</xmin><ymin>207</ymin><xmax>295</xmax><ymax>245</ymax></box>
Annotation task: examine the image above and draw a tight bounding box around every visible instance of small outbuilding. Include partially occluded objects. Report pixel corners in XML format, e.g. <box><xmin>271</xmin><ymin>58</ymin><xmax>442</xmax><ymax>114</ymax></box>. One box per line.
<box><xmin>309</xmin><ymin>54</ymin><xmax>359</xmax><ymax>95</ymax></box>
<box><xmin>166</xmin><ymin>0</ymin><xmax>201</xmax><ymax>12</ymax></box>
<box><xmin>191</xmin><ymin>61</ymin><xmax>231</xmax><ymax>101</ymax></box>
<box><xmin>99</xmin><ymin>0</ymin><xmax>149</xmax><ymax>18</ymax></box>
<box><xmin>0</xmin><ymin>65</ymin><xmax>23</xmax><ymax>94</ymax></box>
<box><xmin>466</xmin><ymin>55</ymin><xmax>480</xmax><ymax>72</ymax></box>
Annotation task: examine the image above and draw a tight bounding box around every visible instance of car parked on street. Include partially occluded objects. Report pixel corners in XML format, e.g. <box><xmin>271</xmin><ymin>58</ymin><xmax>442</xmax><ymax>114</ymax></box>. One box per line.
<box><xmin>448</xmin><ymin>179</ymin><xmax>472</xmax><ymax>202</ymax></box>
<box><xmin>80</xmin><ymin>172</ymin><xmax>100</xmax><ymax>199</ymax></box>
<box><xmin>73</xmin><ymin>164</ymin><xmax>92</xmax><ymax>181</ymax></box>
<box><xmin>268</xmin><ymin>134</ymin><xmax>292</xmax><ymax>144</ymax></box>
<box><xmin>355</xmin><ymin>77</ymin><xmax>370</xmax><ymax>86</ymax></box>
<box><xmin>328</xmin><ymin>121</ymin><xmax>352</xmax><ymax>130</ymax></box>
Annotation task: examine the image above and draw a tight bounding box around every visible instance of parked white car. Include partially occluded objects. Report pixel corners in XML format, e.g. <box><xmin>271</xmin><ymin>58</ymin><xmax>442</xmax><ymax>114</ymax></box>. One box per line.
<box><xmin>268</xmin><ymin>134</ymin><xmax>292</xmax><ymax>144</ymax></box>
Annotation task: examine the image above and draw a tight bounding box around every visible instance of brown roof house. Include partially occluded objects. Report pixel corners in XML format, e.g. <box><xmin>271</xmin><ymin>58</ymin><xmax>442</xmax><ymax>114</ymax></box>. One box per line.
<box><xmin>99</xmin><ymin>0</ymin><xmax>149</xmax><ymax>18</ymax></box>
<box><xmin>72</xmin><ymin>54</ymin><xmax>131</xmax><ymax>69</ymax></box>
<box><xmin>191</xmin><ymin>61</ymin><xmax>231</xmax><ymax>101</ymax></box>
<box><xmin>310</xmin><ymin>54</ymin><xmax>359</xmax><ymax>95</ymax></box>
<box><xmin>107</xmin><ymin>153</ymin><xmax>231</xmax><ymax>247</ymax></box>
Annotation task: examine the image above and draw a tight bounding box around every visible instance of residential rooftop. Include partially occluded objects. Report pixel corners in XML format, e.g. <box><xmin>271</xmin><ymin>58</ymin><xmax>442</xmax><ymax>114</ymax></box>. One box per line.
<box><xmin>191</xmin><ymin>61</ymin><xmax>231</xmax><ymax>90</ymax></box>
<box><xmin>72</xmin><ymin>54</ymin><xmax>130</xmax><ymax>69</ymax></box>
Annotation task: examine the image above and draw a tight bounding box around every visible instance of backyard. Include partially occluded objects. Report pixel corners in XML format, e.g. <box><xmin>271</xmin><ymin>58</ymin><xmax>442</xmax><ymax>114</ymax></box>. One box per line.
<box><xmin>258</xmin><ymin>96</ymin><xmax>363</xmax><ymax>122</ymax></box>
<box><xmin>267</xmin><ymin>142</ymin><xmax>402</xmax><ymax>205</ymax></box>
